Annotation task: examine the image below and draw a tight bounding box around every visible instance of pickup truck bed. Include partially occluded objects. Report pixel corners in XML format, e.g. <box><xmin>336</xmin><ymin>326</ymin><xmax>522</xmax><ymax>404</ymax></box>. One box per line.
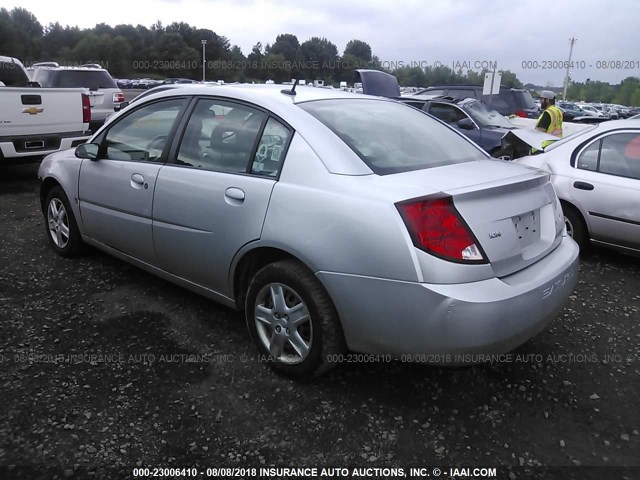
<box><xmin>0</xmin><ymin>56</ymin><xmax>91</xmax><ymax>161</ymax></box>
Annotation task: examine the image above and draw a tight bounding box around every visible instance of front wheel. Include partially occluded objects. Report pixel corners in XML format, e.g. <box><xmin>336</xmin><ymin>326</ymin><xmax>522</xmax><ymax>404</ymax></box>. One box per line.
<box><xmin>44</xmin><ymin>186</ymin><xmax>84</xmax><ymax>257</ymax></box>
<box><xmin>245</xmin><ymin>260</ymin><xmax>346</xmax><ymax>378</ymax></box>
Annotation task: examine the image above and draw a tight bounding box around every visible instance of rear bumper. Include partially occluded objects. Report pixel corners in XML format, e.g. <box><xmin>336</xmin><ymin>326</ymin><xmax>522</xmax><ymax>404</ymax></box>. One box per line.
<box><xmin>0</xmin><ymin>131</ymin><xmax>89</xmax><ymax>159</ymax></box>
<box><xmin>317</xmin><ymin>236</ymin><xmax>579</xmax><ymax>360</ymax></box>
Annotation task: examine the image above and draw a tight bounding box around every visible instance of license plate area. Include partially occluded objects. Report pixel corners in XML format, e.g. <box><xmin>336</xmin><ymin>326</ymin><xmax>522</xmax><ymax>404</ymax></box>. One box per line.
<box><xmin>513</xmin><ymin>210</ymin><xmax>540</xmax><ymax>247</ymax></box>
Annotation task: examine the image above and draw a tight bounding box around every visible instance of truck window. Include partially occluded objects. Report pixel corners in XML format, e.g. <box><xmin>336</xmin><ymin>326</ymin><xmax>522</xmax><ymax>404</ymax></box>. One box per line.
<box><xmin>0</xmin><ymin>61</ymin><xmax>29</xmax><ymax>87</ymax></box>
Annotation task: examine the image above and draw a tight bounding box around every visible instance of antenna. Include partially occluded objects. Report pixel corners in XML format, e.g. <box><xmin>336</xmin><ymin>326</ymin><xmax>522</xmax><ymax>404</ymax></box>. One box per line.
<box><xmin>281</xmin><ymin>78</ymin><xmax>299</xmax><ymax>96</ymax></box>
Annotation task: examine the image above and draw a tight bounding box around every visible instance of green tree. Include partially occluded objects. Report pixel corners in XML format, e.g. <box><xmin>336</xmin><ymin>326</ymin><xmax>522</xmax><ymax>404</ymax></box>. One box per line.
<box><xmin>500</xmin><ymin>70</ymin><xmax>522</xmax><ymax>88</ymax></box>
<box><xmin>268</xmin><ymin>34</ymin><xmax>300</xmax><ymax>62</ymax></box>
<box><xmin>299</xmin><ymin>37</ymin><xmax>339</xmax><ymax>82</ymax></box>
<box><xmin>344</xmin><ymin>39</ymin><xmax>372</xmax><ymax>62</ymax></box>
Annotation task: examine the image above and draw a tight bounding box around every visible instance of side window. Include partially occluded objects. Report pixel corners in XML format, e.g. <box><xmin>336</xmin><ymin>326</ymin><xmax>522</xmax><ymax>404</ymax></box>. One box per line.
<box><xmin>448</xmin><ymin>89</ymin><xmax>476</xmax><ymax>99</ymax></box>
<box><xmin>176</xmin><ymin>99</ymin><xmax>266</xmax><ymax>173</ymax></box>
<box><xmin>576</xmin><ymin>140</ymin><xmax>600</xmax><ymax>171</ymax></box>
<box><xmin>403</xmin><ymin>101</ymin><xmax>426</xmax><ymax>110</ymax></box>
<box><xmin>424</xmin><ymin>89</ymin><xmax>445</xmax><ymax>96</ymax></box>
<box><xmin>251</xmin><ymin>118</ymin><xmax>292</xmax><ymax>177</ymax></box>
<box><xmin>598</xmin><ymin>133</ymin><xmax>640</xmax><ymax>180</ymax></box>
<box><xmin>428</xmin><ymin>103</ymin><xmax>468</xmax><ymax>124</ymax></box>
<box><xmin>102</xmin><ymin>99</ymin><xmax>184</xmax><ymax>162</ymax></box>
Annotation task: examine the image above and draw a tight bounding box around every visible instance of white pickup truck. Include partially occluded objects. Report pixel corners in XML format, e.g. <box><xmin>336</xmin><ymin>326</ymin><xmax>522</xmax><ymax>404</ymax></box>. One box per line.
<box><xmin>0</xmin><ymin>56</ymin><xmax>91</xmax><ymax>161</ymax></box>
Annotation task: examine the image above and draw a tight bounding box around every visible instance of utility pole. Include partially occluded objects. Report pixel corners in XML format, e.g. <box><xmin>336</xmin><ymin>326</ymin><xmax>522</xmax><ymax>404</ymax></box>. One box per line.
<box><xmin>562</xmin><ymin>37</ymin><xmax>576</xmax><ymax>101</ymax></box>
<box><xmin>201</xmin><ymin>40</ymin><xmax>207</xmax><ymax>82</ymax></box>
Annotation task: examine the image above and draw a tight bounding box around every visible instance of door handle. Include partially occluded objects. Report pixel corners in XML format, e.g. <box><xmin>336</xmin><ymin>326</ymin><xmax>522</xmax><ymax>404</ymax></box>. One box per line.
<box><xmin>130</xmin><ymin>173</ymin><xmax>148</xmax><ymax>189</ymax></box>
<box><xmin>573</xmin><ymin>181</ymin><xmax>594</xmax><ymax>191</ymax></box>
<box><xmin>224</xmin><ymin>187</ymin><xmax>245</xmax><ymax>205</ymax></box>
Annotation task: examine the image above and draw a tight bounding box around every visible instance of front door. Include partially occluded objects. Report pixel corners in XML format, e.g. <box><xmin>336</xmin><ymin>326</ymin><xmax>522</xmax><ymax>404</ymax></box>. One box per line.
<box><xmin>78</xmin><ymin>98</ymin><xmax>187</xmax><ymax>263</ymax></box>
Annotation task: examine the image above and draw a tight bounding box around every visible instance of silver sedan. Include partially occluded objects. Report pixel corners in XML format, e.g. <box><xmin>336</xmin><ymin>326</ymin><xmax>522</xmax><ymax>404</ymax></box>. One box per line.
<box><xmin>38</xmin><ymin>84</ymin><xmax>579</xmax><ymax>377</ymax></box>
<box><xmin>515</xmin><ymin>120</ymin><xmax>640</xmax><ymax>255</ymax></box>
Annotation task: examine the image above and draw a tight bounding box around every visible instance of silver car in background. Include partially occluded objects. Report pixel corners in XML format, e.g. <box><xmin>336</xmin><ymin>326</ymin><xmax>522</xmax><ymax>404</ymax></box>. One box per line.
<box><xmin>515</xmin><ymin>120</ymin><xmax>640</xmax><ymax>255</ymax></box>
<box><xmin>38</xmin><ymin>85</ymin><xmax>579</xmax><ymax>378</ymax></box>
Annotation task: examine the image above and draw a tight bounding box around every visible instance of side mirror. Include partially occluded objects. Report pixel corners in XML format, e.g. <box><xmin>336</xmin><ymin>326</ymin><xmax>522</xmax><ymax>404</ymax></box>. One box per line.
<box><xmin>457</xmin><ymin>117</ymin><xmax>475</xmax><ymax>130</ymax></box>
<box><xmin>26</xmin><ymin>81</ymin><xmax>41</xmax><ymax>88</ymax></box>
<box><xmin>114</xmin><ymin>101</ymin><xmax>129</xmax><ymax>112</ymax></box>
<box><xmin>75</xmin><ymin>143</ymin><xmax>99</xmax><ymax>160</ymax></box>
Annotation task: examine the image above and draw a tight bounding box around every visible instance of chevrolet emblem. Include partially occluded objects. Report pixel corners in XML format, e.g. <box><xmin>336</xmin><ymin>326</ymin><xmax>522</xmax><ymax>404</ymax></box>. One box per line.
<box><xmin>22</xmin><ymin>107</ymin><xmax>44</xmax><ymax>115</ymax></box>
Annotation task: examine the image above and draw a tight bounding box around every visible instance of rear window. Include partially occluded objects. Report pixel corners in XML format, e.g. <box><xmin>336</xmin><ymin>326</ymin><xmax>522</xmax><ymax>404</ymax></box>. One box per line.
<box><xmin>36</xmin><ymin>70</ymin><xmax>117</xmax><ymax>89</ymax></box>
<box><xmin>0</xmin><ymin>61</ymin><xmax>29</xmax><ymax>87</ymax></box>
<box><xmin>299</xmin><ymin>99</ymin><xmax>486</xmax><ymax>175</ymax></box>
<box><xmin>511</xmin><ymin>90</ymin><xmax>537</xmax><ymax>109</ymax></box>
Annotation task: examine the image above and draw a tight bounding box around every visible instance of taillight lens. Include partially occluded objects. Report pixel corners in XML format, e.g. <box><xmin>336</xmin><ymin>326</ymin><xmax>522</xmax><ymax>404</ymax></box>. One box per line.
<box><xmin>113</xmin><ymin>92</ymin><xmax>125</xmax><ymax>103</ymax></box>
<box><xmin>515</xmin><ymin>110</ymin><xmax>528</xmax><ymax>118</ymax></box>
<box><xmin>81</xmin><ymin>94</ymin><xmax>91</xmax><ymax>124</ymax></box>
<box><xmin>397</xmin><ymin>196</ymin><xmax>486</xmax><ymax>263</ymax></box>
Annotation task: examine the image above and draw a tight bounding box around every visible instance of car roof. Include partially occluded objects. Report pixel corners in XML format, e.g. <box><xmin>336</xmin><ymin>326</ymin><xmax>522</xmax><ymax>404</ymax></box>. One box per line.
<box><xmin>33</xmin><ymin>66</ymin><xmax>110</xmax><ymax>72</ymax></box>
<box><xmin>594</xmin><ymin>119</ymin><xmax>640</xmax><ymax>130</ymax></box>
<box><xmin>143</xmin><ymin>83</ymin><xmax>387</xmax><ymax>106</ymax></box>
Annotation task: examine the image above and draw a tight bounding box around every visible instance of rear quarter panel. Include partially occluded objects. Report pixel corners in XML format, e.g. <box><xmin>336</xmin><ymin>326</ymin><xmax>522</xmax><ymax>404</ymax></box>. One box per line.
<box><xmin>259</xmin><ymin>134</ymin><xmax>422</xmax><ymax>282</ymax></box>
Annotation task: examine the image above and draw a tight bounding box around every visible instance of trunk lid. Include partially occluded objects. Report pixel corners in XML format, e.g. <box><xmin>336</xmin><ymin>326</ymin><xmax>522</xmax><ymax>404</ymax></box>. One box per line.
<box><xmin>382</xmin><ymin>160</ymin><xmax>565</xmax><ymax>277</ymax></box>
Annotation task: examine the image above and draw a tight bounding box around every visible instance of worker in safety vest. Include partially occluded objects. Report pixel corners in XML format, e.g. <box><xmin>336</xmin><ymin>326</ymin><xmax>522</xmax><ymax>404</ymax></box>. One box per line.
<box><xmin>535</xmin><ymin>90</ymin><xmax>563</xmax><ymax>149</ymax></box>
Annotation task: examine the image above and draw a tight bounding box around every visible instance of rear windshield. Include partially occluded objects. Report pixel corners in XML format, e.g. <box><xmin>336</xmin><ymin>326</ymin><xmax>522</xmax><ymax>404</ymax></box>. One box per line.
<box><xmin>511</xmin><ymin>90</ymin><xmax>537</xmax><ymax>109</ymax></box>
<box><xmin>299</xmin><ymin>99</ymin><xmax>486</xmax><ymax>174</ymax></box>
<box><xmin>0</xmin><ymin>61</ymin><xmax>29</xmax><ymax>87</ymax></box>
<box><xmin>37</xmin><ymin>70</ymin><xmax>117</xmax><ymax>89</ymax></box>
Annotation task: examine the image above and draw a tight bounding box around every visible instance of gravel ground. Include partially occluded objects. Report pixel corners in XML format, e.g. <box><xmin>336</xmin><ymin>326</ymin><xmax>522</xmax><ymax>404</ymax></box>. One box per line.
<box><xmin>0</xmin><ymin>163</ymin><xmax>638</xmax><ymax>480</ymax></box>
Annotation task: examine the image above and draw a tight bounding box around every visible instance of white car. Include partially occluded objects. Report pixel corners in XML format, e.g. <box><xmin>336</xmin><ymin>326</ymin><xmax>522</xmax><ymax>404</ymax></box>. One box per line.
<box><xmin>576</xmin><ymin>104</ymin><xmax>604</xmax><ymax>117</ymax></box>
<box><xmin>515</xmin><ymin>120</ymin><xmax>640</xmax><ymax>255</ymax></box>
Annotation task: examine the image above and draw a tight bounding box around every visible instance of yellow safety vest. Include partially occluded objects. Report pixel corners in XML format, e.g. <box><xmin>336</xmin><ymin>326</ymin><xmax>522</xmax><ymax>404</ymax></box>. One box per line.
<box><xmin>535</xmin><ymin>105</ymin><xmax>563</xmax><ymax>151</ymax></box>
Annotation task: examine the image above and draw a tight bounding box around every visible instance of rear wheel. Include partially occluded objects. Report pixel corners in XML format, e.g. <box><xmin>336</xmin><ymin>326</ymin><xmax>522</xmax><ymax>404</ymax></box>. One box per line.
<box><xmin>562</xmin><ymin>203</ymin><xmax>588</xmax><ymax>251</ymax></box>
<box><xmin>245</xmin><ymin>260</ymin><xmax>346</xmax><ymax>378</ymax></box>
<box><xmin>44</xmin><ymin>186</ymin><xmax>84</xmax><ymax>257</ymax></box>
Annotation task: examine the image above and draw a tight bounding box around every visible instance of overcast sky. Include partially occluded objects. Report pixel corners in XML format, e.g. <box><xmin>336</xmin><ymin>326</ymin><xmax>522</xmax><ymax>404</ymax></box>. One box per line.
<box><xmin>6</xmin><ymin>0</ymin><xmax>640</xmax><ymax>86</ymax></box>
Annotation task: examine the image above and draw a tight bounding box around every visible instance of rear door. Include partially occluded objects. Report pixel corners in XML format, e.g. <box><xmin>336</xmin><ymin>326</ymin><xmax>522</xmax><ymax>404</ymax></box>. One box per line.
<box><xmin>152</xmin><ymin>97</ymin><xmax>293</xmax><ymax>296</ymax></box>
<box><xmin>78</xmin><ymin>97</ymin><xmax>187</xmax><ymax>264</ymax></box>
<box><xmin>570</xmin><ymin>130</ymin><xmax>640</xmax><ymax>250</ymax></box>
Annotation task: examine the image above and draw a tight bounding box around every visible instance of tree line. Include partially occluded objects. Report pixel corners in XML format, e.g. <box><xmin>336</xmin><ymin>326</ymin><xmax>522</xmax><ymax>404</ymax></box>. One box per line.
<box><xmin>1</xmin><ymin>7</ymin><xmax>639</xmax><ymax>105</ymax></box>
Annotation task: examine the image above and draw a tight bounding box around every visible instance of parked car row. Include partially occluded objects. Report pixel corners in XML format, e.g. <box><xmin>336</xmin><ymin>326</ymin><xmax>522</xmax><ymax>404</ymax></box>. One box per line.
<box><xmin>115</xmin><ymin>78</ymin><xmax>201</xmax><ymax>89</ymax></box>
<box><xmin>556</xmin><ymin>101</ymin><xmax>638</xmax><ymax>121</ymax></box>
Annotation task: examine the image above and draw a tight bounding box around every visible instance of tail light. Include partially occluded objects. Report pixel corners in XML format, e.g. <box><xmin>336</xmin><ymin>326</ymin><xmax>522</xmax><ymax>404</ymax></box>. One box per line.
<box><xmin>397</xmin><ymin>196</ymin><xmax>486</xmax><ymax>263</ymax></box>
<box><xmin>515</xmin><ymin>110</ymin><xmax>528</xmax><ymax>118</ymax></box>
<box><xmin>81</xmin><ymin>94</ymin><xmax>91</xmax><ymax>124</ymax></box>
<box><xmin>113</xmin><ymin>92</ymin><xmax>125</xmax><ymax>103</ymax></box>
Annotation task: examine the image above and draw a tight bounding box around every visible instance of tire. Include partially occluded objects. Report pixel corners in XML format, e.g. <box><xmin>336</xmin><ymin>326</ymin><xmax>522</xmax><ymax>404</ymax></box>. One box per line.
<box><xmin>245</xmin><ymin>260</ymin><xmax>346</xmax><ymax>378</ymax></box>
<box><xmin>562</xmin><ymin>203</ymin><xmax>588</xmax><ymax>252</ymax></box>
<box><xmin>44</xmin><ymin>186</ymin><xmax>84</xmax><ymax>257</ymax></box>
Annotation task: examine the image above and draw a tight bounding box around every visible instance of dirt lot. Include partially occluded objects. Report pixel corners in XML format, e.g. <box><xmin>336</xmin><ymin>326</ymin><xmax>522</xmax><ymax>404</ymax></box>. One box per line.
<box><xmin>0</xmin><ymin>162</ymin><xmax>638</xmax><ymax>480</ymax></box>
